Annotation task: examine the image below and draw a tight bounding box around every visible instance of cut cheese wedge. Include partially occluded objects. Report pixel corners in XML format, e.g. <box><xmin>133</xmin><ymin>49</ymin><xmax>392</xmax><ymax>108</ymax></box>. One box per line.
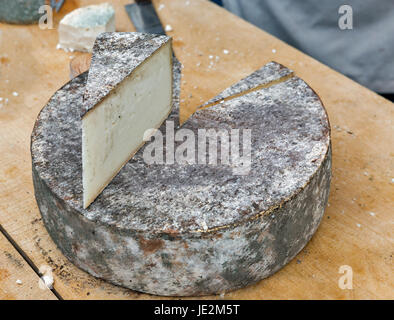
<box><xmin>82</xmin><ymin>32</ymin><xmax>173</xmax><ymax>208</ymax></box>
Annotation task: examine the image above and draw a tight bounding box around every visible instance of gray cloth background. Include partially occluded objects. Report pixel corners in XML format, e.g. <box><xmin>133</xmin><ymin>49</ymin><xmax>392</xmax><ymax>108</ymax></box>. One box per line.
<box><xmin>222</xmin><ymin>0</ymin><xmax>394</xmax><ymax>93</ymax></box>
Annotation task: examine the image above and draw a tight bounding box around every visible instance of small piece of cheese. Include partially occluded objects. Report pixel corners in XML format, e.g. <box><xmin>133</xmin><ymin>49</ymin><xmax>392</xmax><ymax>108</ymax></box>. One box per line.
<box><xmin>82</xmin><ymin>32</ymin><xmax>173</xmax><ymax>208</ymax></box>
<box><xmin>57</xmin><ymin>3</ymin><xmax>115</xmax><ymax>53</ymax></box>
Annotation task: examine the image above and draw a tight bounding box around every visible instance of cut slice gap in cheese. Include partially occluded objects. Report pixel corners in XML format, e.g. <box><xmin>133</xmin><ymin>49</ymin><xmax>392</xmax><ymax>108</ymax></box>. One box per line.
<box><xmin>199</xmin><ymin>72</ymin><xmax>294</xmax><ymax>111</ymax></box>
<box><xmin>198</xmin><ymin>61</ymin><xmax>294</xmax><ymax>111</ymax></box>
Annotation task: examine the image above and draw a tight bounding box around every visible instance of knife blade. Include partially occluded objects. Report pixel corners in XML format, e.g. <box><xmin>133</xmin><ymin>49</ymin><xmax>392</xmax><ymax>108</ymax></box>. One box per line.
<box><xmin>50</xmin><ymin>0</ymin><xmax>65</xmax><ymax>12</ymax></box>
<box><xmin>125</xmin><ymin>0</ymin><xmax>165</xmax><ymax>35</ymax></box>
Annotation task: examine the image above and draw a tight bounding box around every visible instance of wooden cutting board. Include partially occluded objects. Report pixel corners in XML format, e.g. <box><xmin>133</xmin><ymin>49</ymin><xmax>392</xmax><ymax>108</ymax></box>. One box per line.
<box><xmin>0</xmin><ymin>0</ymin><xmax>392</xmax><ymax>299</ymax></box>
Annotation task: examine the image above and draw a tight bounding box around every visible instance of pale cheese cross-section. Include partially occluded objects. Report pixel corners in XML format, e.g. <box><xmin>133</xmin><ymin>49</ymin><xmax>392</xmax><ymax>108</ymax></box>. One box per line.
<box><xmin>82</xmin><ymin>33</ymin><xmax>173</xmax><ymax>208</ymax></box>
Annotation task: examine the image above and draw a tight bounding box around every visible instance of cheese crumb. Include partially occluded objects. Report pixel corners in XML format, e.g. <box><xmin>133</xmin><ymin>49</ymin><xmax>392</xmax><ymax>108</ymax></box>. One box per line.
<box><xmin>201</xmin><ymin>220</ymin><xmax>208</xmax><ymax>231</ymax></box>
<box><xmin>165</xmin><ymin>24</ymin><xmax>173</xmax><ymax>32</ymax></box>
<box><xmin>12</xmin><ymin>91</ymin><xmax>18</xmax><ymax>97</ymax></box>
<box><xmin>40</xmin><ymin>274</ymin><xmax>54</xmax><ymax>289</ymax></box>
<box><xmin>272</xmin><ymin>49</ymin><xmax>276</xmax><ymax>53</ymax></box>
<box><xmin>369</xmin><ymin>212</ymin><xmax>375</xmax><ymax>216</ymax></box>
<box><xmin>356</xmin><ymin>223</ymin><xmax>361</xmax><ymax>228</ymax></box>
<box><xmin>209</xmin><ymin>55</ymin><xmax>213</xmax><ymax>59</ymax></box>
<box><xmin>223</xmin><ymin>49</ymin><xmax>229</xmax><ymax>55</ymax></box>
<box><xmin>16</xmin><ymin>279</ymin><xmax>22</xmax><ymax>285</ymax></box>
<box><xmin>158</xmin><ymin>4</ymin><xmax>165</xmax><ymax>11</ymax></box>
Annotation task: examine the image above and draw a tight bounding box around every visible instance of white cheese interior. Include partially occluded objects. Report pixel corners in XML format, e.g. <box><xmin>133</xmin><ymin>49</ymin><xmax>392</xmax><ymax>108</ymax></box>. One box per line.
<box><xmin>82</xmin><ymin>42</ymin><xmax>172</xmax><ymax>208</ymax></box>
<box><xmin>58</xmin><ymin>3</ymin><xmax>115</xmax><ymax>53</ymax></box>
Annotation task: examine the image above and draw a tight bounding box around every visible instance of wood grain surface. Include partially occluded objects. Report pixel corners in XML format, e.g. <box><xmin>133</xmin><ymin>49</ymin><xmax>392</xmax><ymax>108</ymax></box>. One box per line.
<box><xmin>0</xmin><ymin>0</ymin><xmax>392</xmax><ymax>299</ymax></box>
<box><xmin>0</xmin><ymin>230</ymin><xmax>57</xmax><ymax>300</ymax></box>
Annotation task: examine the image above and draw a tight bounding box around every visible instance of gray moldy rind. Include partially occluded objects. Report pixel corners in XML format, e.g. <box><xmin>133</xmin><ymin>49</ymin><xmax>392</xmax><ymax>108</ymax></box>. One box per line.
<box><xmin>82</xmin><ymin>32</ymin><xmax>172</xmax><ymax>117</ymax></box>
<box><xmin>31</xmin><ymin>62</ymin><xmax>331</xmax><ymax>296</ymax></box>
<box><xmin>32</xmin><ymin>149</ymin><xmax>330</xmax><ymax>296</ymax></box>
<box><xmin>0</xmin><ymin>0</ymin><xmax>45</xmax><ymax>24</ymax></box>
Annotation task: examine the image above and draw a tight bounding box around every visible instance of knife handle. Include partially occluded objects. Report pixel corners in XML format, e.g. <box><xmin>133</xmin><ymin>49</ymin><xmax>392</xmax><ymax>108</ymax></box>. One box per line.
<box><xmin>135</xmin><ymin>0</ymin><xmax>151</xmax><ymax>3</ymax></box>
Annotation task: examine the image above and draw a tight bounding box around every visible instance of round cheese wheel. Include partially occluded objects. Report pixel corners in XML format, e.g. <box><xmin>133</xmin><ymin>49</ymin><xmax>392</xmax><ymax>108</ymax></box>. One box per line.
<box><xmin>31</xmin><ymin>62</ymin><xmax>331</xmax><ymax>296</ymax></box>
